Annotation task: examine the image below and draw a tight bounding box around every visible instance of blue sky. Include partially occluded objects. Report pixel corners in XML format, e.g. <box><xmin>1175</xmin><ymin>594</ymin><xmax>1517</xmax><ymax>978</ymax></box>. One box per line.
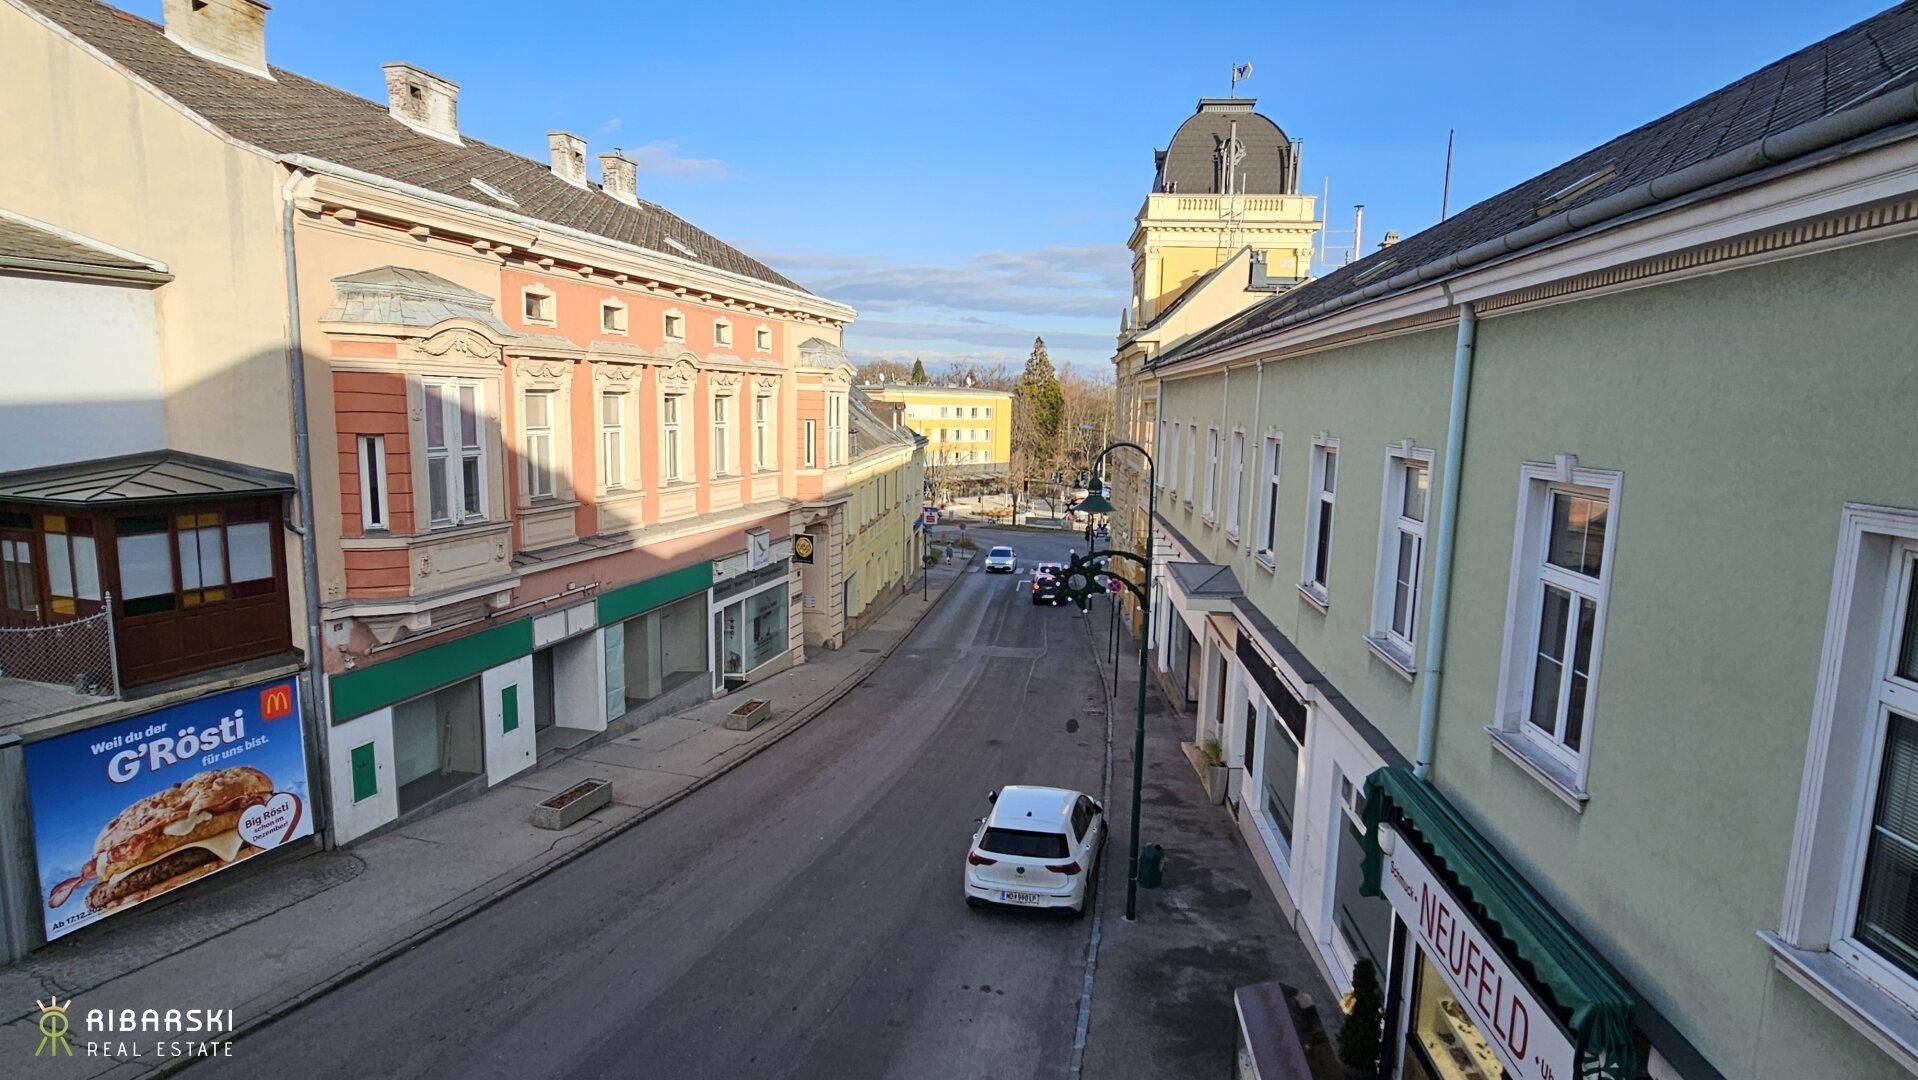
<box><xmin>122</xmin><ymin>1</ymin><xmax>1887</xmax><ymax>372</ymax></box>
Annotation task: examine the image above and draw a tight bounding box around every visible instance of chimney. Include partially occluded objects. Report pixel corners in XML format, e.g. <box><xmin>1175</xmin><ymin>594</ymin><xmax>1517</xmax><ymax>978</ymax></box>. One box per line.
<box><xmin>162</xmin><ymin>0</ymin><xmax>272</xmax><ymax>80</ymax></box>
<box><xmin>1378</xmin><ymin>230</ymin><xmax>1401</xmax><ymax>250</ymax></box>
<box><xmin>599</xmin><ymin>150</ymin><xmax>637</xmax><ymax>205</ymax></box>
<box><xmin>382</xmin><ymin>62</ymin><xmax>461</xmax><ymax>145</ymax></box>
<box><xmin>549</xmin><ymin>132</ymin><xmax>588</xmax><ymax>188</ymax></box>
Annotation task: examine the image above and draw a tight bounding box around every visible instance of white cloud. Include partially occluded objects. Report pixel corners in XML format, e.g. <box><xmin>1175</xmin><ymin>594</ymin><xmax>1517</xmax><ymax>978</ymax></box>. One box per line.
<box><xmin>595</xmin><ymin>117</ymin><xmax>624</xmax><ymax>137</ymax></box>
<box><xmin>752</xmin><ymin>244</ymin><xmax>1130</xmax><ymax>319</ymax></box>
<box><xmin>620</xmin><ymin>140</ymin><xmax>728</xmax><ymax>180</ymax></box>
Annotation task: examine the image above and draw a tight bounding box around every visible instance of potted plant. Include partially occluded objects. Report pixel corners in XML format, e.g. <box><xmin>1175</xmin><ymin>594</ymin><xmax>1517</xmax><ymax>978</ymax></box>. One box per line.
<box><xmin>1200</xmin><ymin>738</ymin><xmax>1230</xmax><ymax>804</ymax></box>
<box><xmin>1338</xmin><ymin>958</ymin><xmax>1385</xmax><ymax>1078</ymax></box>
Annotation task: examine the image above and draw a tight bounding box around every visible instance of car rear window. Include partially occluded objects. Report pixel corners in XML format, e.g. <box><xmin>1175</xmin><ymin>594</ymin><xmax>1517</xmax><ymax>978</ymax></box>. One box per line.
<box><xmin>980</xmin><ymin>827</ymin><xmax>1069</xmax><ymax>859</ymax></box>
<box><xmin>990</xmin><ymin>547</ymin><xmax>1013</xmax><ymax>557</ymax></box>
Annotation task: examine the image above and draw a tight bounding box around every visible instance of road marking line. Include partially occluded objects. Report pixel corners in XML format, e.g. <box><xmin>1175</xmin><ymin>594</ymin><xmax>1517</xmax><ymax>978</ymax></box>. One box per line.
<box><xmin>1067</xmin><ymin>594</ymin><xmax>1116</xmax><ymax>1080</ymax></box>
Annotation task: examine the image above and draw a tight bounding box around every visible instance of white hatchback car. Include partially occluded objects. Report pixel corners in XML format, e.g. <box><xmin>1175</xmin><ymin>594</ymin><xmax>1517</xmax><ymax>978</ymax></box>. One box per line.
<box><xmin>964</xmin><ymin>786</ymin><xmax>1105</xmax><ymax>915</ymax></box>
<box><xmin>984</xmin><ymin>546</ymin><xmax>1018</xmax><ymax>573</ymax></box>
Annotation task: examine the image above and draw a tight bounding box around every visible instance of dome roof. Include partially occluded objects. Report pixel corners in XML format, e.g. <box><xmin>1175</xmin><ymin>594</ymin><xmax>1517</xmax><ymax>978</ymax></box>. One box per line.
<box><xmin>1154</xmin><ymin>99</ymin><xmax>1295</xmax><ymax>196</ymax></box>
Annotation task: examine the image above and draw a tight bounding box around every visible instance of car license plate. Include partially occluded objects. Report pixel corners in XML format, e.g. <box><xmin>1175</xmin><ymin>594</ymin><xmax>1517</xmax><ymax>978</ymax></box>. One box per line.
<box><xmin>1000</xmin><ymin>890</ymin><xmax>1043</xmax><ymax>905</ymax></box>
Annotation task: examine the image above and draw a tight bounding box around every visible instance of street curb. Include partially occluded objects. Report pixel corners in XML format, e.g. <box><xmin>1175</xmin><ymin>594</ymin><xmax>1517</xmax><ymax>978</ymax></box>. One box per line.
<box><xmin>144</xmin><ymin>565</ymin><xmax>972</xmax><ymax>1078</ymax></box>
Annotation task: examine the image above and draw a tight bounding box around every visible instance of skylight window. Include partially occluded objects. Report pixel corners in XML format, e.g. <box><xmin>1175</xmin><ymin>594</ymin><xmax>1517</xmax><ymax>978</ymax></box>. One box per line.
<box><xmin>469</xmin><ymin>179</ymin><xmax>518</xmax><ymax>208</ymax></box>
<box><xmin>1534</xmin><ymin>165</ymin><xmax>1615</xmax><ymax>217</ymax></box>
<box><xmin>1351</xmin><ymin>257</ymin><xmax>1398</xmax><ymax>285</ymax></box>
<box><xmin>663</xmin><ymin>236</ymin><xmax>697</xmax><ymax>258</ymax></box>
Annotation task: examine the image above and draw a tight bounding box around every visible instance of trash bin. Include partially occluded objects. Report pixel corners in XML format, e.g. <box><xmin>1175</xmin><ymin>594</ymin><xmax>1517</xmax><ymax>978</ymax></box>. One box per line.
<box><xmin>1139</xmin><ymin>842</ymin><xmax>1165</xmax><ymax>888</ymax></box>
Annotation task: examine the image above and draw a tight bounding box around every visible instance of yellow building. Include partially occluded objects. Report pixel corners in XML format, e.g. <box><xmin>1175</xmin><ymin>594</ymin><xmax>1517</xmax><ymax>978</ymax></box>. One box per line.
<box><xmin>841</xmin><ymin>388</ymin><xmax>926</xmax><ymax>634</ymax></box>
<box><xmin>1111</xmin><ymin>98</ymin><xmax>1322</xmax><ymax>631</ymax></box>
<box><xmin>863</xmin><ymin>384</ymin><xmax>1013</xmax><ymax>472</ymax></box>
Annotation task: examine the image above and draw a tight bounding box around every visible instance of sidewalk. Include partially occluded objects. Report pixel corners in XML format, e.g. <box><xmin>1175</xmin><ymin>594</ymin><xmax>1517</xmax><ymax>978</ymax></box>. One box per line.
<box><xmin>0</xmin><ymin>556</ymin><xmax>970</xmax><ymax>1078</ymax></box>
<box><xmin>1078</xmin><ymin>594</ymin><xmax>1345</xmax><ymax>1080</ymax></box>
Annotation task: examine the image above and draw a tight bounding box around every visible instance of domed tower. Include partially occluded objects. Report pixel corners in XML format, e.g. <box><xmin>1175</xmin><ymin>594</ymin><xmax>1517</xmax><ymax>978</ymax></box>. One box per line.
<box><xmin>1127</xmin><ymin>98</ymin><xmax>1321</xmax><ymax>325</ymax></box>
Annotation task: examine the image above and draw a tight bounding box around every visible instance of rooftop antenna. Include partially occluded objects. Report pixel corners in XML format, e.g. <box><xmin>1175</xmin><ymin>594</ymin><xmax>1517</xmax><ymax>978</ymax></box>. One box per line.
<box><xmin>1440</xmin><ymin>129</ymin><xmax>1456</xmax><ymax>220</ymax></box>
<box><xmin>1229</xmin><ymin>60</ymin><xmax>1253</xmax><ymax>98</ymax></box>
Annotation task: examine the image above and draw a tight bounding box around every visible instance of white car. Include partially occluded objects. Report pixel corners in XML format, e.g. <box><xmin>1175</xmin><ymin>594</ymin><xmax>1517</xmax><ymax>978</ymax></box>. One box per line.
<box><xmin>984</xmin><ymin>545</ymin><xmax>1017</xmax><ymax>573</ymax></box>
<box><xmin>964</xmin><ymin>786</ymin><xmax>1105</xmax><ymax>915</ymax></box>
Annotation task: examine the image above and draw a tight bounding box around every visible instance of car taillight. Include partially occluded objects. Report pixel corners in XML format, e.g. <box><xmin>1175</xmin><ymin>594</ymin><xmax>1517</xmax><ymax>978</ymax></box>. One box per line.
<box><xmin>1045</xmin><ymin>861</ymin><xmax>1082</xmax><ymax>875</ymax></box>
<box><xmin>967</xmin><ymin>851</ymin><xmax>997</xmax><ymax>866</ymax></box>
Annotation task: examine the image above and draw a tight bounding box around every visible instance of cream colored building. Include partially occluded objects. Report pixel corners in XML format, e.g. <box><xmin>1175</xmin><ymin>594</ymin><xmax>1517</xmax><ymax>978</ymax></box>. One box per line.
<box><xmin>1110</xmin><ymin>99</ymin><xmax>1321</xmax><ymax>631</ymax></box>
<box><xmin>840</xmin><ymin>388</ymin><xmax>925</xmax><ymax>636</ymax></box>
<box><xmin>863</xmin><ymin>384</ymin><xmax>1013</xmax><ymax>472</ymax></box>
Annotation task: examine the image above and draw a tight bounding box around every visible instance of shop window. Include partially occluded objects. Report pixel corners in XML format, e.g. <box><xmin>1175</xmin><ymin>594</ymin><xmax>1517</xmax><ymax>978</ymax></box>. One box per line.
<box><xmin>620</xmin><ymin>593</ymin><xmax>708</xmax><ymax>710</ymax></box>
<box><xmin>1406</xmin><ymin>953</ymin><xmax>1505</xmax><ymax>1080</ymax></box>
<box><xmin>391</xmin><ymin>677</ymin><xmax>485</xmax><ymax>813</ymax></box>
<box><xmin>1301</xmin><ymin>438</ymin><xmax>1338</xmax><ymax>606</ymax></box>
<box><xmin>1256</xmin><ymin>692</ymin><xmax>1301</xmax><ymax>853</ymax></box>
<box><xmin>717</xmin><ymin>582</ymin><xmax>789</xmax><ymax>681</ymax></box>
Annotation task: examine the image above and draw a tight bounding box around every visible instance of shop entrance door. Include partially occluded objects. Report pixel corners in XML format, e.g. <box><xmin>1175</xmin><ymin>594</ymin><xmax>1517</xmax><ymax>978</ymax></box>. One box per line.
<box><xmin>720</xmin><ymin>602</ymin><xmax>745</xmax><ymax>683</ymax></box>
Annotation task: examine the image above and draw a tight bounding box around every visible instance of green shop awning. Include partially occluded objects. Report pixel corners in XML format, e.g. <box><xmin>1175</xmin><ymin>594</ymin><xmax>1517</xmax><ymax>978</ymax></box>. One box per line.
<box><xmin>1360</xmin><ymin>766</ymin><xmax>1639</xmax><ymax>1078</ymax></box>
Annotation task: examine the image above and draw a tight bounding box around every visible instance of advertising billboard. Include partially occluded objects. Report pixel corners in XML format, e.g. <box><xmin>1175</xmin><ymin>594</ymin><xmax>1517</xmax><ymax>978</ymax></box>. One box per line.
<box><xmin>25</xmin><ymin>678</ymin><xmax>313</xmax><ymax>941</ymax></box>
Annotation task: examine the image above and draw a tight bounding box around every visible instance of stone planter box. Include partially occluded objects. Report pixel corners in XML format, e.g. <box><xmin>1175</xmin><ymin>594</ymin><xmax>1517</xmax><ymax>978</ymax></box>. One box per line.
<box><xmin>531</xmin><ymin>778</ymin><xmax>611</xmax><ymax>830</ymax></box>
<box><xmin>1202</xmin><ymin>764</ymin><xmax>1230</xmax><ymax>805</ymax></box>
<box><xmin>724</xmin><ymin>698</ymin><xmax>772</xmax><ymax>731</ymax></box>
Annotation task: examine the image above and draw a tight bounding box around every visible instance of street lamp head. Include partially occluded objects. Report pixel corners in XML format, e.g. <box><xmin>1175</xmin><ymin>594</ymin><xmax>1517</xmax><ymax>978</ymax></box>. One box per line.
<box><xmin>1074</xmin><ymin>468</ymin><xmax>1116</xmax><ymax>515</ymax></box>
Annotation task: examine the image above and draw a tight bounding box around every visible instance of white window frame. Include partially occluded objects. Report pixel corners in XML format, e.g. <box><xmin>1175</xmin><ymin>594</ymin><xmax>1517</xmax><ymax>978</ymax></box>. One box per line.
<box><xmin>661</xmin><ymin>392</ymin><xmax>686</xmax><ymax>483</ymax></box>
<box><xmin>1255</xmin><ymin>434</ymin><xmax>1282</xmax><ymax>566</ymax></box>
<box><xmin>1202</xmin><ymin>427</ymin><xmax>1220</xmax><ymax>523</ymax></box>
<box><xmin>827</xmin><ymin>393</ymin><xmax>846</xmax><ymax>467</ymax></box>
<box><xmin>713</xmin><ymin>318</ymin><xmax>733</xmax><ymax>348</ymax></box>
<box><xmin>522</xmin><ymin>388</ymin><xmax>558</xmax><ymax>500</ymax></box>
<box><xmin>1366</xmin><ymin>444</ymin><xmax>1433</xmax><ymax>677</ymax></box>
<box><xmin>803</xmin><ymin>419</ymin><xmax>817</xmax><ymax>468</ymax></box>
<box><xmin>1299</xmin><ymin>436</ymin><xmax>1339</xmax><ymax>608</ymax></box>
<box><xmin>421</xmin><ymin>377</ymin><xmax>488</xmax><ymax>528</ymax></box>
<box><xmin>1488</xmin><ymin>458</ymin><xmax>1622</xmax><ymax>802</ymax></box>
<box><xmin>712</xmin><ymin>392</ymin><xmax>734</xmax><ymax>476</ymax></box>
<box><xmin>1769</xmin><ymin>504</ymin><xmax>1918</xmax><ymax>1064</ymax></box>
<box><xmin>521</xmin><ymin>285</ymin><xmax>556</xmax><ymax>326</ymax></box>
<box><xmin>1184</xmin><ymin>424</ymin><xmax>1198</xmax><ymax>504</ymax></box>
<box><xmin>754</xmin><ymin>393</ymin><xmax>774</xmax><ymax>471</ymax></box>
<box><xmin>1225</xmin><ymin>430</ymin><xmax>1245</xmax><ymax>540</ymax></box>
<box><xmin>1156</xmin><ymin>420</ymin><xmax>1171</xmax><ymax>490</ymax></box>
<box><xmin>663</xmin><ymin>309</ymin><xmax>686</xmax><ymax>342</ymax></box>
<box><xmin>356</xmin><ymin>434</ymin><xmax>389</xmax><ymax>532</ymax></box>
<box><xmin>599</xmin><ymin>391</ymin><xmax>628</xmax><ymax>491</ymax></box>
<box><xmin>600</xmin><ymin>299</ymin><xmax>628</xmax><ymax>335</ymax></box>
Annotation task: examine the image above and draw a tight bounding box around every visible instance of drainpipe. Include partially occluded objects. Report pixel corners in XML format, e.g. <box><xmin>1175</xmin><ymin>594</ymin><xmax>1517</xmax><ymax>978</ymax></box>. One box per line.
<box><xmin>281</xmin><ymin>168</ymin><xmax>337</xmax><ymax>844</ymax></box>
<box><xmin>1413</xmin><ymin>302</ymin><xmax>1476</xmax><ymax>779</ymax></box>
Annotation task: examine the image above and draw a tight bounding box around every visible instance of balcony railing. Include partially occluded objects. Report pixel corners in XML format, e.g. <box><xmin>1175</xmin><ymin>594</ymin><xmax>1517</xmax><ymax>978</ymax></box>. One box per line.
<box><xmin>0</xmin><ymin>599</ymin><xmax>120</xmax><ymax>728</ymax></box>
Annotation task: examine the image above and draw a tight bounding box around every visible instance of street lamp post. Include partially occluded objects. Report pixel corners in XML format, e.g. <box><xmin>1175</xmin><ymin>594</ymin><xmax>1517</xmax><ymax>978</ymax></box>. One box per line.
<box><xmin>1066</xmin><ymin>442</ymin><xmax>1153</xmax><ymax>921</ymax></box>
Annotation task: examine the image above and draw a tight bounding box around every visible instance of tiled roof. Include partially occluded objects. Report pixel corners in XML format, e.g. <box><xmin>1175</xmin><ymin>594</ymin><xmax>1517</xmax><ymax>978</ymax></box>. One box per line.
<box><xmin>19</xmin><ymin>0</ymin><xmax>811</xmax><ymax>297</ymax></box>
<box><xmin>1155</xmin><ymin>1</ymin><xmax>1918</xmax><ymax>368</ymax></box>
<box><xmin>0</xmin><ymin>208</ymin><xmax>161</xmax><ymax>275</ymax></box>
<box><xmin>849</xmin><ymin>387</ymin><xmax>917</xmax><ymax>458</ymax></box>
<box><xmin>1155</xmin><ymin>99</ymin><xmax>1292</xmax><ymax>195</ymax></box>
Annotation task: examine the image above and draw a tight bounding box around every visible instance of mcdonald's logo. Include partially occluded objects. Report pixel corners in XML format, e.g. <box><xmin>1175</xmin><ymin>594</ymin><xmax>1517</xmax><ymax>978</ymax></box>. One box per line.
<box><xmin>259</xmin><ymin>683</ymin><xmax>294</xmax><ymax>721</ymax></box>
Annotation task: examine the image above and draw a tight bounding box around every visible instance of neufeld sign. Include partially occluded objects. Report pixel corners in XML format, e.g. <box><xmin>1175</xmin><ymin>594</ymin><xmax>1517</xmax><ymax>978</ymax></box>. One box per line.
<box><xmin>1378</xmin><ymin>824</ymin><xmax>1578</xmax><ymax>1080</ymax></box>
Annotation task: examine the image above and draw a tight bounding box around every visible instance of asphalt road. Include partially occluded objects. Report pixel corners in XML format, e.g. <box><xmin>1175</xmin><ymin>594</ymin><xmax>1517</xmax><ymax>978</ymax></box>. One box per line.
<box><xmin>193</xmin><ymin>529</ymin><xmax>1108</xmax><ymax>1080</ymax></box>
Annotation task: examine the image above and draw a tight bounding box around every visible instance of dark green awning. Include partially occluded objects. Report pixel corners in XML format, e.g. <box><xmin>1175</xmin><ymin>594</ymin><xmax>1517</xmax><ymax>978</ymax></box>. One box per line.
<box><xmin>1360</xmin><ymin>767</ymin><xmax>1639</xmax><ymax>1078</ymax></box>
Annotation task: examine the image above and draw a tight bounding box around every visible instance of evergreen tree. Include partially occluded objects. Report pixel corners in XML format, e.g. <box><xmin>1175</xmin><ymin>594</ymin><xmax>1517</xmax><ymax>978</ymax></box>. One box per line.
<box><xmin>909</xmin><ymin>357</ymin><xmax>928</xmax><ymax>384</ymax></box>
<box><xmin>1014</xmin><ymin>337</ymin><xmax>1065</xmax><ymax>463</ymax></box>
<box><xmin>1337</xmin><ymin>958</ymin><xmax>1384</xmax><ymax>1076</ymax></box>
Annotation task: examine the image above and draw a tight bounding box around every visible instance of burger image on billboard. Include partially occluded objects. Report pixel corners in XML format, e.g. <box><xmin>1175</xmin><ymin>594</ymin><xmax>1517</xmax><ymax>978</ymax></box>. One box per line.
<box><xmin>25</xmin><ymin>679</ymin><xmax>313</xmax><ymax>940</ymax></box>
<box><xmin>51</xmin><ymin>765</ymin><xmax>275</xmax><ymax>913</ymax></box>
